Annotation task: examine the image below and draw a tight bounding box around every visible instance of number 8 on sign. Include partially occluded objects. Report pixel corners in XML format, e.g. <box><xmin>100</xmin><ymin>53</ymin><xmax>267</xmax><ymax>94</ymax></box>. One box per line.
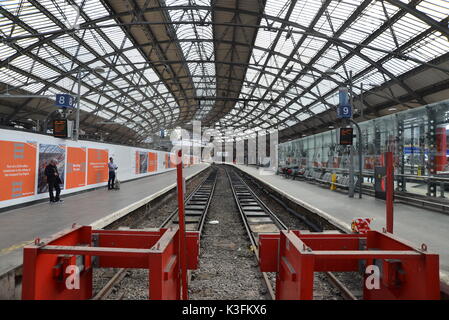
<box><xmin>55</xmin><ymin>94</ymin><xmax>75</xmax><ymax>108</ymax></box>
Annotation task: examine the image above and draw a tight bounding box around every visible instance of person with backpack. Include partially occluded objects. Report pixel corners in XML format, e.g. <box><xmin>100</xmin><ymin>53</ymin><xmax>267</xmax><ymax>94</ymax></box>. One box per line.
<box><xmin>108</xmin><ymin>157</ymin><xmax>118</xmax><ymax>190</ymax></box>
<box><xmin>45</xmin><ymin>159</ymin><xmax>63</xmax><ymax>203</ymax></box>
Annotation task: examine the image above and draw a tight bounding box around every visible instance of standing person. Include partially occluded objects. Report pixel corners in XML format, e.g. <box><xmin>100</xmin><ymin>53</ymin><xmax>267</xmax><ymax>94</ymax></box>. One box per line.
<box><xmin>45</xmin><ymin>159</ymin><xmax>63</xmax><ymax>203</ymax></box>
<box><xmin>108</xmin><ymin>157</ymin><xmax>118</xmax><ymax>190</ymax></box>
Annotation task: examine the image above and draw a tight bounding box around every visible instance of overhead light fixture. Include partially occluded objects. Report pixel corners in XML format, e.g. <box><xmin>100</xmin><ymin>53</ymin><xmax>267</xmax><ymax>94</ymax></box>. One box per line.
<box><xmin>388</xmin><ymin>107</ymin><xmax>397</xmax><ymax>112</ymax></box>
<box><xmin>93</xmin><ymin>66</ymin><xmax>105</xmax><ymax>73</ymax></box>
<box><xmin>328</xmin><ymin>125</ymin><xmax>334</xmax><ymax>129</ymax></box>
<box><xmin>324</xmin><ymin>68</ymin><xmax>338</xmax><ymax>75</ymax></box>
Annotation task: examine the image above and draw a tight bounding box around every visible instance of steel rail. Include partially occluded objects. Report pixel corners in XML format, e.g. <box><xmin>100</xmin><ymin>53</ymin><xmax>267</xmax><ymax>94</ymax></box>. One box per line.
<box><xmin>93</xmin><ymin>168</ymin><xmax>218</xmax><ymax>300</ymax></box>
<box><xmin>160</xmin><ymin>168</ymin><xmax>218</xmax><ymax>233</ymax></box>
<box><xmin>227</xmin><ymin>166</ymin><xmax>358</xmax><ymax>300</ymax></box>
<box><xmin>225</xmin><ymin>167</ymin><xmax>278</xmax><ymax>300</ymax></box>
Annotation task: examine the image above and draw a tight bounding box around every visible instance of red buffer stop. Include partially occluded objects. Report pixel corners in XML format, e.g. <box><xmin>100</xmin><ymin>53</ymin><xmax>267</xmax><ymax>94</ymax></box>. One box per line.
<box><xmin>259</xmin><ymin>230</ymin><xmax>440</xmax><ymax>300</ymax></box>
<box><xmin>21</xmin><ymin>225</ymin><xmax>199</xmax><ymax>300</ymax></box>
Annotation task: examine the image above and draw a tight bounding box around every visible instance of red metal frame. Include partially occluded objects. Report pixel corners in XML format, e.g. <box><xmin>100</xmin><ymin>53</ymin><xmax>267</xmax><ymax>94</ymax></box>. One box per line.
<box><xmin>435</xmin><ymin>126</ymin><xmax>447</xmax><ymax>172</ymax></box>
<box><xmin>22</xmin><ymin>225</ymin><xmax>199</xmax><ymax>300</ymax></box>
<box><xmin>176</xmin><ymin>149</ymin><xmax>188</xmax><ymax>300</ymax></box>
<box><xmin>259</xmin><ymin>230</ymin><xmax>440</xmax><ymax>300</ymax></box>
<box><xmin>385</xmin><ymin>151</ymin><xmax>394</xmax><ymax>233</ymax></box>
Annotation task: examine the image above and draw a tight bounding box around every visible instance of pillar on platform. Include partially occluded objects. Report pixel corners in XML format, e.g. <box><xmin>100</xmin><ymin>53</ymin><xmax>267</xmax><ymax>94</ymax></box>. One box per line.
<box><xmin>435</xmin><ymin>126</ymin><xmax>447</xmax><ymax>172</ymax></box>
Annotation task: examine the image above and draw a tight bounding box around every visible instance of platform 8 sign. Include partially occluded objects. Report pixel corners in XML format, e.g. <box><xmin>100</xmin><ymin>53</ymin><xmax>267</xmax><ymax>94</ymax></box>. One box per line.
<box><xmin>55</xmin><ymin>94</ymin><xmax>75</xmax><ymax>108</ymax></box>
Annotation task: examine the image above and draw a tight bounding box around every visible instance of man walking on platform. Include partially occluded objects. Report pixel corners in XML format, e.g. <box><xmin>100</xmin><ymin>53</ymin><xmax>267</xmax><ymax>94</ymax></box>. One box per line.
<box><xmin>45</xmin><ymin>159</ymin><xmax>63</xmax><ymax>203</ymax></box>
<box><xmin>108</xmin><ymin>157</ymin><xmax>118</xmax><ymax>190</ymax></box>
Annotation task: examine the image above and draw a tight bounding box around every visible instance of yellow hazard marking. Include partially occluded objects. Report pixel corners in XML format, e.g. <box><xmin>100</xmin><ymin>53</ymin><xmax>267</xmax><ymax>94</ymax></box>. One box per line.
<box><xmin>330</xmin><ymin>173</ymin><xmax>337</xmax><ymax>191</ymax></box>
<box><xmin>0</xmin><ymin>240</ymin><xmax>34</xmax><ymax>256</ymax></box>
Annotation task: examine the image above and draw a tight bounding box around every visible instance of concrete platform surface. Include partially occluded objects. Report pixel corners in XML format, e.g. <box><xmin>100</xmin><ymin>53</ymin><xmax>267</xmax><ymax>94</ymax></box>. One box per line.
<box><xmin>234</xmin><ymin>165</ymin><xmax>449</xmax><ymax>288</ymax></box>
<box><xmin>0</xmin><ymin>164</ymin><xmax>209</xmax><ymax>275</ymax></box>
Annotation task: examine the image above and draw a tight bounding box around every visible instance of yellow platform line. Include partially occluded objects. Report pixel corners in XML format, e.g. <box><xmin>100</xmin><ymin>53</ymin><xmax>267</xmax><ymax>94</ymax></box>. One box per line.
<box><xmin>0</xmin><ymin>240</ymin><xmax>33</xmax><ymax>256</ymax></box>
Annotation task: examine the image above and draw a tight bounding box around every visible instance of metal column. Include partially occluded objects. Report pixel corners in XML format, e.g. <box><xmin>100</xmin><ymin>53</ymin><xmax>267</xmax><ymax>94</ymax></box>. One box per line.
<box><xmin>396</xmin><ymin>116</ymin><xmax>406</xmax><ymax>192</ymax></box>
<box><xmin>348</xmin><ymin>71</ymin><xmax>355</xmax><ymax>198</ymax></box>
<box><xmin>427</xmin><ymin>107</ymin><xmax>437</xmax><ymax>197</ymax></box>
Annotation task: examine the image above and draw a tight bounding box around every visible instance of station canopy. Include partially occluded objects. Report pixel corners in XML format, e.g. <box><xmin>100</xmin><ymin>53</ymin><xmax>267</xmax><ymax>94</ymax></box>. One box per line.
<box><xmin>1</xmin><ymin>0</ymin><xmax>449</xmax><ymax>144</ymax></box>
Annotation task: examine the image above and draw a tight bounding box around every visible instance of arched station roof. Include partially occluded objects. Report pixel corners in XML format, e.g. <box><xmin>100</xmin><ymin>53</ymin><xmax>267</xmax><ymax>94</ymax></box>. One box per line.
<box><xmin>0</xmin><ymin>0</ymin><xmax>448</xmax><ymax>143</ymax></box>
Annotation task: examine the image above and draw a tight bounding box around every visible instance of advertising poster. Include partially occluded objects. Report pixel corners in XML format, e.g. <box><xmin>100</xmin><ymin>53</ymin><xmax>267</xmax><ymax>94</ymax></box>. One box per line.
<box><xmin>165</xmin><ymin>153</ymin><xmax>177</xmax><ymax>168</ymax></box>
<box><xmin>183</xmin><ymin>155</ymin><xmax>190</xmax><ymax>166</ymax></box>
<box><xmin>148</xmin><ymin>152</ymin><xmax>157</xmax><ymax>172</ymax></box>
<box><xmin>135</xmin><ymin>151</ymin><xmax>140</xmax><ymax>174</ymax></box>
<box><xmin>66</xmin><ymin>147</ymin><xmax>87</xmax><ymax>189</ymax></box>
<box><xmin>165</xmin><ymin>154</ymin><xmax>170</xmax><ymax>169</ymax></box>
<box><xmin>0</xmin><ymin>140</ymin><xmax>37</xmax><ymax>201</ymax></box>
<box><xmin>87</xmin><ymin>148</ymin><xmax>108</xmax><ymax>185</ymax></box>
<box><xmin>38</xmin><ymin>144</ymin><xmax>66</xmax><ymax>194</ymax></box>
<box><xmin>139</xmin><ymin>151</ymin><xmax>148</xmax><ymax>173</ymax></box>
<box><xmin>170</xmin><ymin>153</ymin><xmax>177</xmax><ymax>168</ymax></box>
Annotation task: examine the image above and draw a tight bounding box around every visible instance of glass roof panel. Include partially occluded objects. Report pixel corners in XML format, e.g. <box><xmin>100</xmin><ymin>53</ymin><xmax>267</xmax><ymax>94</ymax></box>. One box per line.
<box><xmin>0</xmin><ymin>0</ymin><xmax>447</xmax><ymax>141</ymax></box>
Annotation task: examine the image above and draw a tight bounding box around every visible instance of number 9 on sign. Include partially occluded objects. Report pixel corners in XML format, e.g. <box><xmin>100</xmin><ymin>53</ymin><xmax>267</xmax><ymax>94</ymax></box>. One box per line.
<box><xmin>338</xmin><ymin>104</ymin><xmax>352</xmax><ymax>119</ymax></box>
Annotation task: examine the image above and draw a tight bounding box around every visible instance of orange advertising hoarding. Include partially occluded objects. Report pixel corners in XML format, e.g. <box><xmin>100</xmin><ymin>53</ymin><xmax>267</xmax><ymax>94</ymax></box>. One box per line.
<box><xmin>135</xmin><ymin>151</ymin><xmax>140</xmax><ymax>174</ymax></box>
<box><xmin>87</xmin><ymin>148</ymin><xmax>108</xmax><ymax>185</ymax></box>
<box><xmin>148</xmin><ymin>152</ymin><xmax>157</xmax><ymax>172</ymax></box>
<box><xmin>165</xmin><ymin>154</ymin><xmax>169</xmax><ymax>169</ymax></box>
<box><xmin>165</xmin><ymin>153</ymin><xmax>177</xmax><ymax>169</ymax></box>
<box><xmin>0</xmin><ymin>140</ymin><xmax>37</xmax><ymax>201</ymax></box>
<box><xmin>66</xmin><ymin>147</ymin><xmax>86</xmax><ymax>189</ymax></box>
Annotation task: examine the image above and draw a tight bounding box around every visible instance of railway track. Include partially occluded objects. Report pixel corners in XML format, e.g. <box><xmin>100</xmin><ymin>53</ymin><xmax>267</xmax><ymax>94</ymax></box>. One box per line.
<box><xmin>160</xmin><ymin>168</ymin><xmax>217</xmax><ymax>231</ymax></box>
<box><xmin>94</xmin><ymin>165</ymin><xmax>357</xmax><ymax>300</ymax></box>
<box><xmin>92</xmin><ymin>168</ymin><xmax>218</xmax><ymax>300</ymax></box>
<box><xmin>225</xmin><ymin>166</ymin><xmax>358</xmax><ymax>300</ymax></box>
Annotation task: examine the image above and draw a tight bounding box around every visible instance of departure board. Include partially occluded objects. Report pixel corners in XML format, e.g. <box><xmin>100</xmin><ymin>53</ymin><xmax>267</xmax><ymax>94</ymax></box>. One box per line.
<box><xmin>339</xmin><ymin>127</ymin><xmax>353</xmax><ymax>145</ymax></box>
<box><xmin>53</xmin><ymin>119</ymin><xmax>68</xmax><ymax>138</ymax></box>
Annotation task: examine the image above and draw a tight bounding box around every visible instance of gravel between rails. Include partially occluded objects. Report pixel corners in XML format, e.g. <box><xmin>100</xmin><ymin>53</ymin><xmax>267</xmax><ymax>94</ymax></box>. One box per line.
<box><xmin>91</xmin><ymin>167</ymin><xmax>211</xmax><ymax>300</ymax></box>
<box><xmin>189</xmin><ymin>166</ymin><xmax>268</xmax><ymax>300</ymax></box>
<box><xmin>238</xmin><ymin>167</ymin><xmax>364</xmax><ymax>300</ymax></box>
<box><xmin>91</xmin><ymin>165</ymin><xmax>363</xmax><ymax>300</ymax></box>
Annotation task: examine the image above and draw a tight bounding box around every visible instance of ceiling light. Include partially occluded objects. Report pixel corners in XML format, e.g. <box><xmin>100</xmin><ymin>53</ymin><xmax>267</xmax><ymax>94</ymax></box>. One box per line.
<box><xmin>93</xmin><ymin>66</ymin><xmax>105</xmax><ymax>73</ymax></box>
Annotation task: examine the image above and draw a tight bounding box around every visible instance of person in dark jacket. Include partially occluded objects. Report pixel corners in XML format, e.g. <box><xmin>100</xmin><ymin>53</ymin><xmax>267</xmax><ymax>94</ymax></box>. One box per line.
<box><xmin>108</xmin><ymin>157</ymin><xmax>118</xmax><ymax>190</ymax></box>
<box><xmin>45</xmin><ymin>159</ymin><xmax>63</xmax><ymax>203</ymax></box>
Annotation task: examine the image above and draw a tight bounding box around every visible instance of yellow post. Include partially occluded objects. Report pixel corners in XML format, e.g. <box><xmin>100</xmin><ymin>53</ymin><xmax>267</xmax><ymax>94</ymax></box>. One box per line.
<box><xmin>417</xmin><ymin>167</ymin><xmax>421</xmax><ymax>176</ymax></box>
<box><xmin>330</xmin><ymin>173</ymin><xmax>337</xmax><ymax>191</ymax></box>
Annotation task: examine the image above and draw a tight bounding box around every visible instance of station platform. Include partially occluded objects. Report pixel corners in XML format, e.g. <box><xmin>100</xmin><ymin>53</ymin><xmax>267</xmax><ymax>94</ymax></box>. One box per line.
<box><xmin>233</xmin><ymin>164</ymin><xmax>449</xmax><ymax>292</ymax></box>
<box><xmin>0</xmin><ymin>163</ymin><xmax>209</xmax><ymax>278</ymax></box>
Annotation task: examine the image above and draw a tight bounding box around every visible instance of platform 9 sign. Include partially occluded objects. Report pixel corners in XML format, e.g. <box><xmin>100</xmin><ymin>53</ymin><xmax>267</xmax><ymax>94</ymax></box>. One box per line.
<box><xmin>337</xmin><ymin>87</ymin><xmax>352</xmax><ymax>119</ymax></box>
<box><xmin>337</xmin><ymin>104</ymin><xmax>352</xmax><ymax>119</ymax></box>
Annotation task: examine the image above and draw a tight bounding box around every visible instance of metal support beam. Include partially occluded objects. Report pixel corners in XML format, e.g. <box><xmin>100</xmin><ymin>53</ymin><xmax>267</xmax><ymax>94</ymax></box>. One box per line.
<box><xmin>383</xmin><ymin>0</ymin><xmax>449</xmax><ymax>39</ymax></box>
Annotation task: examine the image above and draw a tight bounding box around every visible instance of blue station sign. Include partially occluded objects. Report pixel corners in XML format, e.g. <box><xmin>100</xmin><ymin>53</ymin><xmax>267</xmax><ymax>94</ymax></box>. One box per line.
<box><xmin>55</xmin><ymin>94</ymin><xmax>75</xmax><ymax>108</ymax></box>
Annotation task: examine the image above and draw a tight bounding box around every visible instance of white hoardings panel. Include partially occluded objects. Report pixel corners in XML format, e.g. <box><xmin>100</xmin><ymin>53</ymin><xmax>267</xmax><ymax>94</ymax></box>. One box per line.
<box><xmin>258</xmin><ymin>132</ymin><xmax>267</xmax><ymax>165</ymax></box>
<box><xmin>225</xmin><ymin>139</ymin><xmax>234</xmax><ymax>164</ymax></box>
<box><xmin>248</xmin><ymin>133</ymin><xmax>257</xmax><ymax>165</ymax></box>
<box><xmin>0</xmin><ymin>129</ymin><xmax>198</xmax><ymax>209</ymax></box>
<box><xmin>236</xmin><ymin>138</ymin><xmax>244</xmax><ymax>164</ymax></box>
